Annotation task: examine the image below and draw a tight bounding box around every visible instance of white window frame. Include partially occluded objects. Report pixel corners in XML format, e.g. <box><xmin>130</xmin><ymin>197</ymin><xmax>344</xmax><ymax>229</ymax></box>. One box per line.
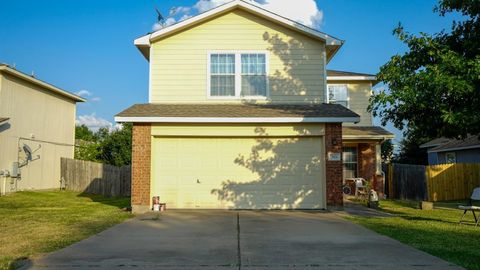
<box><xmin>445</xmin><ymin>152</ymin><xmax>456</xmax><ymax>163</ymax></box>
<box><xmin>326</xmin><ymin>84</ymin><xmax>349</xmax><ymax>108</ymax></box>
<box><xmin>342</xmin><ymin>146</ymin><xmax>358</xmax><ymax>179</ymax></box>
<box><xmin>207</xmin><ymin>51</ymin><xmax>269</xmax><ymax>100</ymax></box>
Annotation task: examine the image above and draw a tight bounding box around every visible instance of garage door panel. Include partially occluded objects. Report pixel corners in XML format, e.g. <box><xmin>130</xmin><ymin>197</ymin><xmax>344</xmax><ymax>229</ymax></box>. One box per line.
<box><xmin>152</xmin><ymin>137</ymin><xmax>324</xmax><ymax>209</ymax></box>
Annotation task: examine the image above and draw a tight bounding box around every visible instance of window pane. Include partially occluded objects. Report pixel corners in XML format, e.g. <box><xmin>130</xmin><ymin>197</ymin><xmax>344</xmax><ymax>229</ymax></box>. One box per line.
<box><xmin>241</xmin><ymin>54</ymin><xmax>266</xmax><ymax>75</ymax></box>
<box><xmin>343</xmin><ymin>147</ymin><xmax>357</xmax><ymax>178</ymax></box>
<box><xmin>210</xmin><ymin>54</ymin><xmax>235</xmax><ymax>97</ymax></box>
<box><xmin>344</xmin><ymin>163</ymin><xmax>357</xmax><ymax>179</ymax></box>
<box><xmin>241</xmin><ymin>54</ymin><xmax>267</xmax><ymax>97</ymax></box>
<box><xmin>328</xmin><ymin>85</ymin><xmax>348</xmax><ymax>107</ymax></box>
<box><xmin>241</xmin><ymin>76</ymin><xmax>266</xmax><ymax>96</ymax></box>
<box><xmin>211</xmin><ymin>54</ymin><xmax>234</xmax><ymax>75</ymax></box>
<box><xmin>211</xmin><ymin>75</ymin><xmax>235</xmax><ymax>96</ymax></box>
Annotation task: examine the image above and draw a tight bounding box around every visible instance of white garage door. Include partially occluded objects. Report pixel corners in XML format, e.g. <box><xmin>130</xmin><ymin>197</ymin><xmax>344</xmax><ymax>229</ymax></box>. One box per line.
<box><xmin>152</xmin><ymin>137</ymin><xmax>325</xmax><ymax>209</ymax></box>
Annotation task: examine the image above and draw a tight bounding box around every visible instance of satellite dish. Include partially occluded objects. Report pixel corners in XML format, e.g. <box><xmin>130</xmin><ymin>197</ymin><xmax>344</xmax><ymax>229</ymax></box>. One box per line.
<box><xmin>23</xmin><ymin>144</ymin><xmax>33</xmax><ymax>161</ymax></box>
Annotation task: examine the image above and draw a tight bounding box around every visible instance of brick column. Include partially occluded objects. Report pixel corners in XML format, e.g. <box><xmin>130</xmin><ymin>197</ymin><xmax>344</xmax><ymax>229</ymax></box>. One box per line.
<box><xmin>358</xmin><ymin>143</ymin><xmax>384</xmax><ymax>196</ymax></box>
<box><xmin>358</xmin><ymin>143</ymin><xmax>376</xmax><ymax>183</ymax></box>
<box><xmin>131</xmin><ymin>123</ymin><xmax>151</xmax><ymax>213</ymax></box>
<box><xmin>325</xmin><ymin>123</ymin><xmax>343</xmax><ymax>207</ymax></box>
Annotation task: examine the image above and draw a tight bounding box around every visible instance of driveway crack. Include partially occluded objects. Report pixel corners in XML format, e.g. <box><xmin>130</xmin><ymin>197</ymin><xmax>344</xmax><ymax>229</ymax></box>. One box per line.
<box><xmin>237</xmin><ymin>212</ymin><xmax>241</xmax><ymax>270</ymax></box>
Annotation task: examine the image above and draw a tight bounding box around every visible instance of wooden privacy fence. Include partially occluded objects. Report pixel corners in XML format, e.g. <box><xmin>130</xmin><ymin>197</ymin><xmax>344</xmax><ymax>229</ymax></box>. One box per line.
<box><xmin>61</xmin><ymin>158</ymin><xmax>131</xmax><ymax>197</ymax></box>
<box><xmin>427</xmin><ymin>163</ymin><xmax>480</xmax><ymax>201</ymax></box>
<box><xmin>385</xmin><ymin>163</ymin><xmax>427</xmax><ymax>201</ymax></box>
<box><xmin>386</xmin><ymin>163</ymin><xmax>480</xmax><ymax>201</ymax></box>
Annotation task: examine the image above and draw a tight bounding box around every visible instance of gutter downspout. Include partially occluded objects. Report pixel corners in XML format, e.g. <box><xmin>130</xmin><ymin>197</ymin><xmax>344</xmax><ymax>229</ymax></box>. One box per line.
<box><xmin>378</xmin><ymin>136</ymin><xmax>388</xmax><ymax>198</ymax></box>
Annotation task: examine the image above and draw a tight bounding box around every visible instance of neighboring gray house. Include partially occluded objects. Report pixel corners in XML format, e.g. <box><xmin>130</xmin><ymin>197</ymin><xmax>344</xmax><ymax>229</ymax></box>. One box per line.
<box><xmin>420</xmin><ymin>135</ymin><xmax>480</xmax><ymax>165</ymax></box>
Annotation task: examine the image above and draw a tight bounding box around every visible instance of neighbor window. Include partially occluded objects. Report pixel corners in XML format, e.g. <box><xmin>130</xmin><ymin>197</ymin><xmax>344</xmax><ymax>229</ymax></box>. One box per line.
<box><xmin>445</xmin><ymin>152</ymin><xmax>456</xmax><ymax>163</ymax></box>
<box><xmin>343</xmin><ymin>146</ymin><xmax>357</xmax><ymax>179</ymax></box>
<box><xmin>209</xmin><ymin>52</ymin><xmax>267</xmax><ymax>98</ymax></box>
<box><xmin>327</xmin><ymin>84</ymin><xmax>348</xmax><ymax>107</ymax></box>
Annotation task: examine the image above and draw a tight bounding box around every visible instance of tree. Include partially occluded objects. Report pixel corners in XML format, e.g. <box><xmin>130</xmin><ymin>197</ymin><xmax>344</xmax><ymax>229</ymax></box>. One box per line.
<box><xmin>369</xmin><ymin>0</ymin><xmax>480</xmax><ymax>141</ymax></box>
<box><xmin>393</xmin><ymin>136</ymin><xmax>430</xmax><ymax>165</ymax></box>
<box><xmin>74</xmin><ymin>124</ymin><xmax>132</xmax><ymax>166</ymax></box>
<box><xmin>381</xmin><ymin>139</ymin><xmax>394</xmax><ymax>163</ymax></box>
<box><xmin>75</xmin><ymin>125</ymin><xmax>97</xmax><ymax>141</ymax></box>
<box><xmin>98</xmin><ymin>123</ymin><xmax>132</xmax><ymax>166</ymax></box>
<box><xmin>74</xmin><ymin>125</ymin><xmax>100</xmax><ymax>161</ymax></box>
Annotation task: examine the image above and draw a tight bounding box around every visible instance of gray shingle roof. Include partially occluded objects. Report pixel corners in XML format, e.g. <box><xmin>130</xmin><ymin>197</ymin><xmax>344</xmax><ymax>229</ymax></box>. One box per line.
<box><xmin>327</xmin><ymin>70</ymin><xmax>376</xmax><ymax>77</ymax></box>
<box><xmin>116</xmin><ymin>103</ymin><xmax>359</xmax><ymax>120</ymax></box>
<box><xmin>419</xmin><ymin>137</ymin><xmax>451</xmax><ymax>149</ymax></box>
<box><xmin>429</xmin><ymin>135</ymin><xmax>480</xmax><ymax>152</ymax></box>
<box><xmin>342</xmin><ymin>126</ymin><xmax>394</xmax><ymax>137</ymax></box>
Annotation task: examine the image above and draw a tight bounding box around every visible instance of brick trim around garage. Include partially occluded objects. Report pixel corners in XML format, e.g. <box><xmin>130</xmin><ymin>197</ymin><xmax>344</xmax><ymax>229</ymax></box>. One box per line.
<box><xmin>131</xmin><ymin>123</ymin><xmax>151</xmax><ymax>213</ymax></box>
<box><xmin>325</xmin><ymin>123</ymin><xmax>343</xmax><ymax>207</ymax></box>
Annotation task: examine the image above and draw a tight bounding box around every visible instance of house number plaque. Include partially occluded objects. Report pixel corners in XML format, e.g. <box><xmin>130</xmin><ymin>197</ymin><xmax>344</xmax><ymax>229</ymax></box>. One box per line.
<box><xmin>327</xmin><ymin>152</ymin><xmax>341</xmax><ymax>161</ymax></box>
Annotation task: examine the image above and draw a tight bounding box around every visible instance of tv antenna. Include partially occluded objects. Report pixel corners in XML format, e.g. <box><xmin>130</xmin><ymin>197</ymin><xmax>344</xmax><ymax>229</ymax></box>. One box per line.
<box><xmin>155</xmin><ymin>7</ymin><xmax>165</xmax><ymax>27</ymax></box>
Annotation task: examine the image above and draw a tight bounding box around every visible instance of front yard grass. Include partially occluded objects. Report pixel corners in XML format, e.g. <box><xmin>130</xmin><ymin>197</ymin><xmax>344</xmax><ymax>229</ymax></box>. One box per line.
<box><xmin>0</xmin><ymin>191</ymin><xmax>131</xmax><ymax>270</ymax></box>
<box><xmin>347</xmin><ymin>200</ymin><xmax>480</xmax><ymax>270</ymax></box>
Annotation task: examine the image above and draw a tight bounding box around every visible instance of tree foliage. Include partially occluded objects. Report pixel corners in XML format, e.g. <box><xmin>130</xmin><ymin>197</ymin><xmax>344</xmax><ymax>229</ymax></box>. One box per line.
<box><xmin>393</xmin><ymin>137</ymin><xmax>430</xmax><ymax>165</ymax></box>
<box><xmin>381</xmin><ymin>139</ymin><xmax>394</xmax><ymax>163</ymax></box>
<box><xmin>369</xmin><ymin>0</ymin><xmax>480</xmax><ymax>141</ymax></box>
<box><xmin>74</xmin><ymin>124</ymin><xmax>132</xmax><ymax>166</ymax></box>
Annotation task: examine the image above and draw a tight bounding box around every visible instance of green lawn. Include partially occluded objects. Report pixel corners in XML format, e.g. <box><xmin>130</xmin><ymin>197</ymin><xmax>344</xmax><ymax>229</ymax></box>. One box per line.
<box><xmin>347</xmin><ymin>200</ymin><xmax>480</xmax><ymax>270</ymax></box>
<box><xmin>0</xmin><ymin>191</ymin><xmax>132</xmax><ymax>270</ymax></box>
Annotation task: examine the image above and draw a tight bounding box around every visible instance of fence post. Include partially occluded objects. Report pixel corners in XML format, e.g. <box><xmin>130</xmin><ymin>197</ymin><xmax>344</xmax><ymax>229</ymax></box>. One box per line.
<box><xmin>388</xmin><ymin>163</ymin><xmax>393</xmax><ymax>199</ymax></box>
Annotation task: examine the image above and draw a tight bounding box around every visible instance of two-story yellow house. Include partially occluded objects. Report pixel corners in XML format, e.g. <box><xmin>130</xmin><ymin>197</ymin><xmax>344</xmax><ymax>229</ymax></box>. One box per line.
<box><xmin>116</xmin><ymin>0</ymin><xmax>393</xmax><ymax>213</ymax></box>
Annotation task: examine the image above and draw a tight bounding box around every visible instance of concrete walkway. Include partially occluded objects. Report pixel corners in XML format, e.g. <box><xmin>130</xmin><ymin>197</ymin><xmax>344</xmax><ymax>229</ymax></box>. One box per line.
<box><xmin>24</xmin><ymin>210</ymin><xmax>461</xmax><ymax>270</ymax></box>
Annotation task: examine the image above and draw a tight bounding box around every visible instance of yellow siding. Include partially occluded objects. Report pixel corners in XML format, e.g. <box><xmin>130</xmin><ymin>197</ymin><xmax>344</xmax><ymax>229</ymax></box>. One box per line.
<box><xmin>328</xmin><ymin>81</ymin><xmax>373</xmax><ymax>126</ymax></box>
<box><xmin>150</xmin><ymin>9</ymin><xmax>326</xmax><ymax>104</ymax></box>
<box><xmin>151</xmin><ymin>123</ymin><xmax>325</xmax><ymax>137</ymax></box>
<box><xmin>0</xmin><ymin>73</ymin><xmax>76</xmax><ymax>193</ymax></box>
<box><xmin>151</xmin><ymin>136</ymin><xmax>325</xmax><ymax>209</ymax></box>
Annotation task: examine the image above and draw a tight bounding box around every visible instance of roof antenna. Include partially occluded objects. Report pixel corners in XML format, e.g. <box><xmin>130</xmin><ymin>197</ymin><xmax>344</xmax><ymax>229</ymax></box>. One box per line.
<box><xmin>31</xmin><ymin>70</ymin><xmax>35</xmax><ymax>77</ymax></box>
<box><xmin>155</xmin><ymin>7</ymin><xmax>165</xmax><ymax>27</ymax></box>
<box><xmin>12</xmin><ymin>63</ymin><xmax>16</xmax><ymax>69</ymax></box>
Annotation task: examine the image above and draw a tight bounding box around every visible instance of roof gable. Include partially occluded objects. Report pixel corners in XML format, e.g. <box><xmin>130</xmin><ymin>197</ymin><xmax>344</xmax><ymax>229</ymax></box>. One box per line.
<box><xmin>135</xmin><ymin>0</ymin><xmax>343</xmax><ymax>61</ymax></box>
<box><xmin>0</xmin><ymin>64</ymin><xmax>85</xmax><ymax>102</ymax></box>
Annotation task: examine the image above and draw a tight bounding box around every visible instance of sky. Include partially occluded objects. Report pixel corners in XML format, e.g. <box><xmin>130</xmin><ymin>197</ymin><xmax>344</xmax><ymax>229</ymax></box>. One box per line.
<box><xmin>0</xmin><ymin>0</ymin><xmax>463</xmax><ymax>146</ymax></box>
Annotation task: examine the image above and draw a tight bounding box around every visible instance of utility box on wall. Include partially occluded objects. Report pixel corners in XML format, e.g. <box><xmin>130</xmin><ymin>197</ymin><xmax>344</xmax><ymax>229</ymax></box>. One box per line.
<box><xmin>11</xmin><ymin>162</ymin><xmax>19</xmax><ymax>178</ymax></box>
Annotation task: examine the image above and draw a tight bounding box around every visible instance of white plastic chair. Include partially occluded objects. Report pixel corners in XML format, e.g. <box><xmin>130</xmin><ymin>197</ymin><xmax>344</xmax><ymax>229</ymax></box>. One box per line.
<box><xmin>354</xmin><ymin>178</ymin><xmax>368</xmax><ymax>198</ymax></box>
<box><xmin>459</xmin><ymin>187</ymin><xmax>480</xmax><ymax>227</ymax></box>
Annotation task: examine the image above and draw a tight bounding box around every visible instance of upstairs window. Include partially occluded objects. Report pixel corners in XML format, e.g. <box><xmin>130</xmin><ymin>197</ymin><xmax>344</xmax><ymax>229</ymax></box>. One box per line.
<box><xmin>209</xmin><ymin>52</ymin><xmax>268</xmax><ymax>99</ymax></box>
<box><xmin>241</xmin><ymin>54</ymin><xmax>267</xmax><ymax>97</ymax></box>
<box><xmin>327</xmin><ymin>84</ymin><xmax>348</xmax><ymax>107</ymax></box>
<box><xmin>210</xmin><ymin>54</ymin><xmax>235</xmax><ymax>97</ymax></box>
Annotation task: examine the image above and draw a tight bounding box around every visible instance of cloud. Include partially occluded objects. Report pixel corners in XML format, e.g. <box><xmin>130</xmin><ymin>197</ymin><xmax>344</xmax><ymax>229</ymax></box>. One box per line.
<box><xmin>153</xmin><ymin>0</ymin><xmax>324</xmax><ymax>31</ymax></box>
<box><xmin>75</xmin><ymin>89</ymin><xmax>101</xmax><ymax>103</ymax></box>
<box><xmin>152</xmin><ymin>17</ymin><xmax>177</xmax><ymax>31</ymax></box>
<box><xmin>194</xmin><ymin>0</ymin><xmax>232</xmax><ymax>13</ymax></box>
<box><xmin>75</xmin><ymin>90</ymin><xmax>92</xmax><ymax>97</ymax></box>
<box><xmin>76</xmin><ymin>114</ymin><xmax>113</xmax><ymax>131</ymax></box>
<box><xmin>169</xmin><ymin>6</ymin><xmax>192</xmax><ymax>16</ymax></box>
<box><xmin>259</xmin><ymin>0</ymin><xmax>324</xmax><ymax>28</ymax></box>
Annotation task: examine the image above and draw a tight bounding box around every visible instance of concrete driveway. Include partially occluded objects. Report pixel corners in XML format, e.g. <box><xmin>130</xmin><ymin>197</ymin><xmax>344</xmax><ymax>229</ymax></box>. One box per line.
<box><xmin>25</xmin><ymin>211</ymin><xmax>461</xmax><ymax>269</ymax></box>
